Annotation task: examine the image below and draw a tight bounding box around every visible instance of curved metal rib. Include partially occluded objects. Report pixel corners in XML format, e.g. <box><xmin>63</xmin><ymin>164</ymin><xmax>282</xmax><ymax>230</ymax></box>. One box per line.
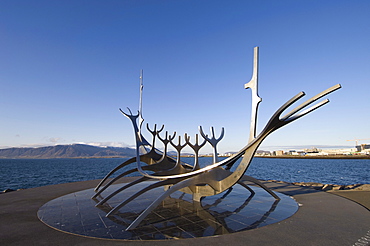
<box><xmin>186</xmin><ymin>133</ymin><xmax>207</xmax><ymax>170</ymax></box>
<box><xmin>106</xmin><ymin>177</ymin><xmax>187</xmax><ymax>217</ymax></box>
<box><xmin>281</xmin><ymin>84</ymin><xmax>341</xmax><ymax>121</ymax></box>
<box><xmin>237</xmin><ymin>180</ymin><xmax>255</xmax><ymax>196</ymax></box>
<box><xmin>127</xmin><ymin>89</ymin><xmax>318</xmax><ymax>181</ymax></box>
<box><xmin>124</xmin><ymin>90</ymin><xmax>306</xmax><ymax>180</ymax></box>
<box><xmin>93</xmin><ymin>149</ymin><xmax>164</xmax><ymax>194</ymax></box>
<box><xmin>94</xmin><ymin>156</ymin><xmax>138</xmax><ymax>192</ymax></box>
<box><xmin>92</xmin><ymin>160</ymin><xmax>177</xmax><ymax>199</ymax></box>
<box><xmin>92</xmin><ymin>166</ymin><xmax>139</xmax><ymax>198</ymax></box>
<box><xmin>96</xmin><ymin>176</ymin><xmax>151</xmax><ymax>206</ymax></box>
<box><xmin>199</xmin><ymin>126</ymin><xmax>225</xmax><ymax>163</ymax></box>
<box><xmin>125</xmin><ymin>177</ymin><xmax>198</xmax><ymax>230</ymax></box>
<box><xmin>240</xmin><ymin>176</ymin><xmax>279</xmax><ymax>200</ymax></box>
<box><xmin>96</xmin><ymin>57</ymin><xmax>341</xmax><ymax>232</ymax></box>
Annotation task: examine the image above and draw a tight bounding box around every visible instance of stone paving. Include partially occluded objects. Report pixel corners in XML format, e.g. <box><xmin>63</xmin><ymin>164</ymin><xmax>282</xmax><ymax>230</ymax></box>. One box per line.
<box><xmin>1</xmin><ymin>178</ymin><xmax>369</xmax><ymax>246</ymax></box>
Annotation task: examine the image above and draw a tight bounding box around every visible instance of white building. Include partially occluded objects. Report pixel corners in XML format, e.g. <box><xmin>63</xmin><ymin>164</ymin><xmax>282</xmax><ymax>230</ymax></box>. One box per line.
<box><xmin>318</xmin><ymin>148</ymin><xmax>357</xmax><ymax>155</ymax></box>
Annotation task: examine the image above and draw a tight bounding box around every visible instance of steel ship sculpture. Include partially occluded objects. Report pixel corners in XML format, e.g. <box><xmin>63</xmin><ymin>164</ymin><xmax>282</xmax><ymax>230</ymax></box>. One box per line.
<box><xmin>93</xmin><ymin>47</ymin><xmax>341</xmax><ymax>230</ymax></box>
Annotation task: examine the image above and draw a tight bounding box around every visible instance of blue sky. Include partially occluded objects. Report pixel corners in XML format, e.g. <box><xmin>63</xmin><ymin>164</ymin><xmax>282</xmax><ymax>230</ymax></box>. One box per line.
<box><xmin>1</xmin><ymin>0</ymin><xmax>369</xmax><ymax>154</ymax></box>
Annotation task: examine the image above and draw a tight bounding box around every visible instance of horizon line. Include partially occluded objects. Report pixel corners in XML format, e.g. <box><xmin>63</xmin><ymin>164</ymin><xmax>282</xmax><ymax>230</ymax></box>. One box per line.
<box><xmin>0</xmin><ymin>142</ymin><xmax>357</xmax><ymax>152</ymax></box>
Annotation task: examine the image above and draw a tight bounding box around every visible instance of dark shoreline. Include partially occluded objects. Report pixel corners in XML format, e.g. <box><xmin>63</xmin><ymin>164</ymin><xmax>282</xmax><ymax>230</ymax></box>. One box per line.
<box><xmin>0</xmin><ymin>156</ymin><xmax>130</xmax><ymax>159</ymax></box>
<box><xmin>1</xmin><ymin>154</ymin><xmax>369</xmax><ymax>160</ymax></box>
<box><xmin>255</xmin><ymin>155</ymin><xmax>370</xmax><ymax>159</ymax></box>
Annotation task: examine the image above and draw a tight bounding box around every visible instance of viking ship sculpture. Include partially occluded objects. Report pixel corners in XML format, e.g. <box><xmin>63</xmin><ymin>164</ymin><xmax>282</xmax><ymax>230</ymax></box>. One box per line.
<box><xmin>93</xmin><ymin>47</ymin><xmax>341</xmax><ymax>230</ymax></box>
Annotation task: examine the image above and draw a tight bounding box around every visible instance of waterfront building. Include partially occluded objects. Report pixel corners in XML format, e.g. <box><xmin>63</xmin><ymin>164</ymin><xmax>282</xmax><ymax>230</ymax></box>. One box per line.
<box><xmin>356</xmin><ymin>144</ymin><xmax>370</xmax><ymax>152</ymax></box>
<box><xmin>273</xmin><ymin>150</ymin><xmax>284</xmax><ymax>156</ymax></box>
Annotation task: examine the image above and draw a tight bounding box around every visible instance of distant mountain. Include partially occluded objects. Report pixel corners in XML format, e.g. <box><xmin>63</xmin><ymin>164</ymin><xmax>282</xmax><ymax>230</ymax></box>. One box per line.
<box><xmin>0</xmin><ymin>144</ymin><xmax>136</xmax><ymax>159</ymax></box>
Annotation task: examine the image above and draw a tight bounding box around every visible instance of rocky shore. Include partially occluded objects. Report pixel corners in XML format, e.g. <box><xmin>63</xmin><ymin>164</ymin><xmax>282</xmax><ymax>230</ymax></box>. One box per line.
<box><xmin>267</xmin><ymin>180</ymin><xmax>370</xmax><ymax>191</ymax></box>
<box><xmin>2</xmin><ymin>188</ymin><xmax>19</xmax><ymax>193</ymax></box>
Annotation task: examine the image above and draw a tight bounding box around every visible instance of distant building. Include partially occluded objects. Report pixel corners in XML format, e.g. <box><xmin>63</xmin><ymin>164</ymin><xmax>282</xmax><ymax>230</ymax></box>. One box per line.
<box><xmin>273</xmin><ymin>150</ymin><xmax>284</xmax><ymax>156</ymax></box>
<box><xmin>223</xmin><ymin>152</ymin><xmax>237</xmax><ymax>156</ymax></box>
<box><xmin>356</xmin><ymin>144</ymin><xmax>370</xmax><ymax>152</ymax></box>
<box><xmin>318</xmin><ymin>148</ymin><xmax>356</xmax><ymax>155</ymax></box>
<box><xmin>256</xmin><ymin>150</ymin><xmax>271</xmax><ymax>156</ymax></box>
<box><xmin>304</xmin><ymin>147</ymin><xmax>320</xmax><ymax>153</ymax></box>
<box><xmin>287</xmin><ymin>150</ymin><xmax>295</xmax><ymax>155</ymax></box>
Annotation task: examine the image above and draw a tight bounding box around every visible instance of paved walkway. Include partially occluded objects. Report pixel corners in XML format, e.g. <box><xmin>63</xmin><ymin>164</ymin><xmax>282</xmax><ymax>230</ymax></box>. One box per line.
<box><xmin>1</xmin><ymin>178</ymin><xmax>369</xmax><ymax>246</ymax></box>
<box><xmin>329</xmin><ymin>189</ymin><xmax>370</xmax><ymax>210</ymax></box>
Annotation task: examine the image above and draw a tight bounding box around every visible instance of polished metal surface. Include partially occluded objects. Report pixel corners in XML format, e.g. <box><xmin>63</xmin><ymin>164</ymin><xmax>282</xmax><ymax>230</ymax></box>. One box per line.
<box><xmin>38</xmin><ymin>181</ymin><xmax>299</xmax><ymax>240</ymax></box>
<box><xmin>244</xmin><ymin>46</ymin><xmax>262</xmax><ymax>143</ymax></box>
<box><xmin>92</xmin><ymin>47</ymin><xmax>341</xmax><ymax>230</ymax></box>
<box><xmin>199</xmin><ymin>126</ymin><xmax>225</xmax><ymax>164</ymax></box>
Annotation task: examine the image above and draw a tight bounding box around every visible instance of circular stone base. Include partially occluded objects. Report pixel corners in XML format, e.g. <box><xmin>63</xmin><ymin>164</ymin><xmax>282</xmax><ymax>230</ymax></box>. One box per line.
<box><xmin>38</xmin><ymin>181</ymin><xmax>298</xmax><ymax>240</ymax></box>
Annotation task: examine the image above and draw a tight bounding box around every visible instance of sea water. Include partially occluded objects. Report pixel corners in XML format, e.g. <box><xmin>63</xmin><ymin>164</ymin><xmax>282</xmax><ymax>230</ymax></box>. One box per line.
<box><xmin>0</xmin><ymin>157</ymin><xmax>369</xmax><ymax>191</ymax></box>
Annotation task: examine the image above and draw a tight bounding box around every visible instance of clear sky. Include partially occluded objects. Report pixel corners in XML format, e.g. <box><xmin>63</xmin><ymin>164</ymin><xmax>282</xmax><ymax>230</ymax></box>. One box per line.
<box><xmin>1</xmin><ymin>0</ymin><xmax>369</xmax><ymax>154</ymax></box>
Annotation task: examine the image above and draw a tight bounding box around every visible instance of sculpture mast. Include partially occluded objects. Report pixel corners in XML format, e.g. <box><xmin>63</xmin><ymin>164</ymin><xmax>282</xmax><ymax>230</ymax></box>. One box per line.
<box><xmin>138</xmin><ymin>69</ymin><xmax>144</xmax><ymax>132</ymax></box>
<box><xmin>244</xmin><ymin>47</ymin><xmax>262</xmax><ymax>143</ymax></box>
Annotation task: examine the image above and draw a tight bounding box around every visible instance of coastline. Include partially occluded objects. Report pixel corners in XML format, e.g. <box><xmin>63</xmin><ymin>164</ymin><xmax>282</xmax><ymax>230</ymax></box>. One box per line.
<box><xmin>255</xmin><ymin>155</ymin><xmax>370</xmax><ymax>159</ymax></box>
<box><xmin>1</xmin><ymin>154</ymin><xmax>369</xmax><ymax>160</ymax></box>
<box><xmin>0</xmin><ymin>156</ymin><xmax>130</xmax><ymax>159</ymax></box>
<box><xmin>3</xmin><ymin>179</ymin><xmax>369</xmax><ymax>195</ymax></box>
<box><xmin>263</xmin><ymin>179</ymin><xmax>370</xmax><ymax>210</ymax></box>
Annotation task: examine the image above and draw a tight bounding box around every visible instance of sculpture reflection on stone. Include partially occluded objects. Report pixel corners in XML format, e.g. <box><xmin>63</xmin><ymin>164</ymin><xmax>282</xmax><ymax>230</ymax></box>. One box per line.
<box><xmin>93</xmin><ymin>47</ymin><xmax>341</xmax><ymax>231</ymax></box>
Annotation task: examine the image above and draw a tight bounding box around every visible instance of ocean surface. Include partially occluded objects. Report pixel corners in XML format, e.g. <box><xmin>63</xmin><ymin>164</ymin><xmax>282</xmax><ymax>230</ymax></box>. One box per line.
<box><xmin>1</xmin><ymin>157</ymin><xmax>369</xmax><ymax>191</ymax></box>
